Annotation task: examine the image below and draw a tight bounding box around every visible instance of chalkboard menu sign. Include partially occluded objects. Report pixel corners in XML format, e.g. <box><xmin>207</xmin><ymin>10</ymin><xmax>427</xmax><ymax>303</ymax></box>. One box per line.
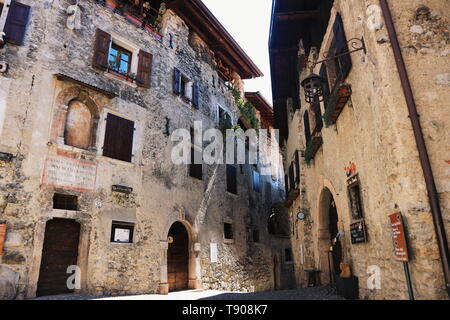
<box><xmin>350</xmin><ymin>220</ymin><xmax>367</xmax><ymax>244</ymax></box>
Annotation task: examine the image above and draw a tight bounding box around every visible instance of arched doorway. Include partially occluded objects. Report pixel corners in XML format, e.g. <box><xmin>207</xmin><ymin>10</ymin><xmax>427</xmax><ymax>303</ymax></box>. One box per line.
<box><xmin>36</xmin><ymin>218</ymin><xmax>81</xmax><ymax>297</ymax></box>
<box><xmin>167</xmin><ymin>222</ymin><xmax>189</xmax><ymax>292</ymax></box>
<box><xmin>318</xmin><ymin>187</ymin><xmax>343</xmax><ymax>285</ymax></box>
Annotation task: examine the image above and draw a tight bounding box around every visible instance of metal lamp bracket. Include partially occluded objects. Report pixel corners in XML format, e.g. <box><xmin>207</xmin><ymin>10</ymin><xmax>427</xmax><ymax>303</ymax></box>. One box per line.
<box><xmin>312</xmin><ymin>37</ymin><xmax>366</xmax><ymax>69</ymax></box>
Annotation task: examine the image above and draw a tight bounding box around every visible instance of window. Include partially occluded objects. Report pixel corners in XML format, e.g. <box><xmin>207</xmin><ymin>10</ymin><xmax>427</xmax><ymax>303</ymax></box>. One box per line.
<box><xmin>53</xmin><ymin>194</ymin><xmax>78</xmax><ymax>211</ymax></box>
<box><xmin>92</xmin><ymin>29</ymin><xmax>153</xmax><ymax>88</ymax></box>
<box><xmin>294</xmin><ymin>151</ymin><xmax>300</xmax><ymax>186</ymax></box>
<box><xmin>189</xmin><ymin>127</ymin><xmax>202</xmax><ymax>180</ymax></box>
<box><xmin>0</xmin><ymin>3</ymin><xmax>3</xmax><ymax>17</ymax></box>
<box><xmin>103</xmin><ymin>113</ymin><xmax>135</xmax><ymax>162</ymax></box>
<box><xmin>173</xmin><ymin>68</ymin><xmax>199</xmax><ymax>108</ymax></box>
<box><xmin>224</xmin><ymin>223</ymin><xmax>233</xmax><ymax>240</ymax></box>
<box><xmin>348</xmin><ymin>176</ymin><xmax>364</xmax><ymax>220</ymax></box>
<box><xmin>252</xmin><ymin>229</ymin><xmax>260</xmax><ymax>243</ymax></box>
<box><xmin>252</xmin><ymin>170</ymin><xmax>261</xmax><ymax>193</ymax></box>
<box><xmin>217</xmin><ymin>105</ymin><xmax>232</xmax><ymax>130</ymax></box>
<box><xmin>226</xmin><ymin>164</ymin><xmax>237</xmax><ymax>195</ymax></box>
<box><xmin>108</xmin><ymin>43</ymin><xmax>132</xmax><ymax>74</ymax></box>
<box><xmin>285</xmin><ymin>248</ymin><xmax>293</xmax><ymax>263</ymax></box>
<box><xmin>111</xmin><ymin>221</ymin><xmax>134</xmax><ymax>243</ymax></box>
<box><xmin>303</xmin><ymin>110</ymin><xmax>311</xmax><ymax>146</ymax></box>
<box><xmin>2</xmin><ymin>1</ymin><xmax>30</xmax><ymax>46</ymax></box>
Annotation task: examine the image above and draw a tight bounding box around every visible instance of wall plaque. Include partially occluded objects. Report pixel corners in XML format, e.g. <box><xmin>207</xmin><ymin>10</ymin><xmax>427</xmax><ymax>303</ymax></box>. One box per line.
<box><xmin>42</xmin><ymin>155</ymin><xmax>97</xmax><ymax>192</ymax></box>
<box><xmin>389</xmin><ymin>212</ymin><xmax>409</xmax><ymax>262</ymax></box>
<box><xmin>210</xmin><ymin>243</ymin><xmax>218</xmax><ymax>263</ymax></box>
<box><xmin>112</xmin><ymin>185</ymin><xmax>133</xmax><ymax>194</ymax></box>
<box><xmin>350</xmin><ymin>220</ymin><xmax>367</xmax><ymax>244</ymax></box>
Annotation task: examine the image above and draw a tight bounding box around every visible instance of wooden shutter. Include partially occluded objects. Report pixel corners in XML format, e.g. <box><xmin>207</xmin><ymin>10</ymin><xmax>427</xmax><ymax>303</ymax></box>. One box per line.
<box><xmin>312</xmin><ymin>103</ymin><xmax>323</xmax><ymax>133</ymax></box>
<box><xmin>4</xmin><ymin>1</ymin><xmax>31</xmax><ymax>46</ymax></box>
<box><xmin>303</xmin><ymin>111</ymin><xmax>311</xmax><ymax>146</ymax></box>
<box><xmin>173</xmin><ymin>68</ymin><xmax>181</xmax><ymax>95</ymax></box>
<box><xmin>192</xmin><ymin>83</ymin><xmax>200</xmax><ymax>109</ymax></box>
<box><xmin>320</xmin><ymin>64</ymin><xmax>331</xmax><ymax>102</ymax></box>
<box><xmin>294</xmin><ymin>151</ymin><xmax>300</xmax><ymax>185</ymax></box>
<box><xmin>103</xmin><ymin>113</ymin><xmax>134</xmax><ymax>162</ymax></box>
<box><xmin>227</xmin><ymin>165</ymin><xmax>237</xmax><ymax>195</ymax></box>
<box><xmin>136</xmin><ymin>50</ymin><xmax>153</xmax><ymax>88</ymax></box>
<box><xmin>333</xmin><ymin>13</ymin><xmax>352</xmax><ymax>80</ymax></box>
<box><xmin>92</xmin><ymin>29</ymin><xmax>111</xmax><ymax>70</ymax></box>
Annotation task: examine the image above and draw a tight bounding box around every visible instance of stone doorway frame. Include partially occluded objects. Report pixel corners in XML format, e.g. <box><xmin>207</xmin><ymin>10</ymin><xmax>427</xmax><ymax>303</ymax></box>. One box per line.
<box><xmin>158</xmin><ymin>218</ymin><xmax>202</xmax><ymax>295</ymax></box>
<box><xmin>315</xmin><ymin>180</ymin><xmax>343</xmax><ymax>285</ymax></box>
<box><xmin>26</xmin><ymin>210</ymin><xmax>91</xmax><ymax>299</ymax></box>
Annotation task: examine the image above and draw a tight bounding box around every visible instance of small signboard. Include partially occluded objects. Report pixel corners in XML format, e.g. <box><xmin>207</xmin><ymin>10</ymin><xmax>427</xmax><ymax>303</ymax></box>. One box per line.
<box><xmin>389</xmin><ymin>212</ymin><xmax>409</xmax><ymax>262</ymax></box>
<box><xmin>350</xmin><ymin>220</ymin><xmax>367</xmax><ymax>244</ymax></box>
<box><xmin>210</xmin><ymin>243</ymin><xmax>218</xmax><ymax>263</ymax></box>
<box><xmin>112</xmin><ymin>185</ymin><xmax>133</xmax><ymax>194</ymax></box>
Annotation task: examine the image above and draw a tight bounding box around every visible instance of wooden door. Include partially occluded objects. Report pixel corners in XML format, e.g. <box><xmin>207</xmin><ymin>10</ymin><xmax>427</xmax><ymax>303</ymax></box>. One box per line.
<box><xmin>167</xmin><ymin>222</ymin><xmax>189</xmax><ymax>292</ymax></box>
<box><xmin>37</xmin><ymin>219</ymin><xmax>81</xmax><ymax>297</ymax></box>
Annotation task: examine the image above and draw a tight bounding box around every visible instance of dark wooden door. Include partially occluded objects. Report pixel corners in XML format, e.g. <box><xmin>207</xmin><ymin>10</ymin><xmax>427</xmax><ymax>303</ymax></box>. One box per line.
<box><xmin>37</xmin><ymin>219</ymin><xmax>81</xmax><ymax>297</ymax></box>
<box><xmin>167</xmin><ymin>222</ymin><xmax>189</xmax><ymax>292</ymax></box>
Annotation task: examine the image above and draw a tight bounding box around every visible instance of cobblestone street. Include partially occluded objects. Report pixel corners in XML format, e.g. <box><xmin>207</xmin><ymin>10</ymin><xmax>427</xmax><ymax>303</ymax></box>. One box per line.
<box><xmin>31</xmin><ymin>286</ymin><xmax>344</xmax><ymax>300</ymax></box>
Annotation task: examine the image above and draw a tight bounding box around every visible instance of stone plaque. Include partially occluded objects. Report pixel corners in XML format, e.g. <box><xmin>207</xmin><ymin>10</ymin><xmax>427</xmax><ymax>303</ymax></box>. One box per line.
<box><xmin>389</xmin><ymin>212</ymin><xmax>409</xmax><ymax>262</ymax></box>
<box><xmin>42</xmin><ymin>155</ymin><xmax>97</xmax><ymax>192</ymax></box>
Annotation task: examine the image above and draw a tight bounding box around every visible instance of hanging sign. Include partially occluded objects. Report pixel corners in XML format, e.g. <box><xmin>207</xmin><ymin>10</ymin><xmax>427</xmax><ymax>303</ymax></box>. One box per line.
<box><xmin>350</xmin><ymin>220</ymin><xmax>367</xmax><ymax>244</ymax></box>
<box><xmin>389</xmin><ymin>212</ymin><xmax>409</xmax><ymax>262</ymax></box>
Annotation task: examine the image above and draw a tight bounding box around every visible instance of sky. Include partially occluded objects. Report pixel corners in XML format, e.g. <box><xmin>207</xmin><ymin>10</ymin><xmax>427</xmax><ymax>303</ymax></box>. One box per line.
<box><xmin>202</xmin><ymin>0</ymin><xmax>273</xmax><ymax>104</ymax></box>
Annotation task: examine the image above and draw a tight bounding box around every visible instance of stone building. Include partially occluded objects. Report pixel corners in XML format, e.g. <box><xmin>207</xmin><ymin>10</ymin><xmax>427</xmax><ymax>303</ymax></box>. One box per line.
<box><xmin>0</xmin><ymin>0</ymin><xmax>293</xmax><ymax>299</ymax></box>
<box><xmin>270</xmin><ymin>0</ymin><xmax>450</xmax><ymax>299</ymax></box>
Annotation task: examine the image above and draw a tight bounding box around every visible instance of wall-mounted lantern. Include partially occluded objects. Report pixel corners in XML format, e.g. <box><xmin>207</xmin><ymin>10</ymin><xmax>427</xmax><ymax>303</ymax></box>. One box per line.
<box><xmin>300</xmin><ymin>37</ymin><xmax>366</xmax><ymax>104</ymax></box>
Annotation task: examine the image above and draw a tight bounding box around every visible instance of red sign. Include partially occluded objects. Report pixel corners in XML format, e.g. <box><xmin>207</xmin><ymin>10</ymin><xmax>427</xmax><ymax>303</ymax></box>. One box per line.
<box><xmin>0</xmin><ymin>224</ymin><xmax>6</xmax><ymax>256</ymax></box>
<box><xmin>389</xmin><ymin>213</ymin><xmax>409</xmax><ymax>262</ymax></box>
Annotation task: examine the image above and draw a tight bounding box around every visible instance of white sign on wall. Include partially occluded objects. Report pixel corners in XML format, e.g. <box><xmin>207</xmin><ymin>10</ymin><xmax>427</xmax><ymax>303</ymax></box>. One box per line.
<box><xmin>210</xmin><ymin>243</ymin><xmax>218</xmax><ymax>263</ymax></box>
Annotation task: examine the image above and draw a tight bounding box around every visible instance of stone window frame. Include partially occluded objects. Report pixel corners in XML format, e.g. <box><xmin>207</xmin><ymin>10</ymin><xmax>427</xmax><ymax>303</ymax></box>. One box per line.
<box><xmin>0</xmin><ymin>0</ymin><xmax>10</xmax><ymax>33</ymax></box>
<box><xmin>223</xmin><ymin>217</ymin><xmax>234</xmax><ymax>244</ymax></box>
<box><xmin>51</xmin><ymin>87</ymin><xmax>101</xmax><ymax>154</ymax></box>
<box><xmin>104</xmin><ymin>33</ymin><xmax>141</xmax><ymax>87</ymax></box>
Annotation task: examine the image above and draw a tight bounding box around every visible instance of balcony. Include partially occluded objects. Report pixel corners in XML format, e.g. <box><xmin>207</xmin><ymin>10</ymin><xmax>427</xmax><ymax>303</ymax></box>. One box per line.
<box><xmin>323</xmin><ymin>84</ymin><xmax>352</xmax><ymax>127</ymax></box>
<box><xmin>97</xmin><ymin>0</ymin><xmax>165</xmax><ymax>39</ymax></box>
<box><xmin>305</xmin><ymin>136</ymin><xmax>323</xmax><ymax>165</ymax></box>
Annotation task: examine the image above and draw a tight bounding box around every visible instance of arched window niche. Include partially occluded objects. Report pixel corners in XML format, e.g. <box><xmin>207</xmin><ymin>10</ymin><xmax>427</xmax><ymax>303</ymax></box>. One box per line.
<box><xmin>52</xmin><ymin>87</ymin><xmax>101</xmax><ymax>152</ymax></box>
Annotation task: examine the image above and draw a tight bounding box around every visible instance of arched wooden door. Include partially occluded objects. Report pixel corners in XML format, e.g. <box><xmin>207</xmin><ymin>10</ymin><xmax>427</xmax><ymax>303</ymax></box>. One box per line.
<box><xmin>167</xmin><ymin>222</ymin><xmax>189</xmax><ymax>292</ymax></box>
<box><xmin>37</xmin><ymin>218</ymin><xmax>80</xmax><ymax>297</ymax></box>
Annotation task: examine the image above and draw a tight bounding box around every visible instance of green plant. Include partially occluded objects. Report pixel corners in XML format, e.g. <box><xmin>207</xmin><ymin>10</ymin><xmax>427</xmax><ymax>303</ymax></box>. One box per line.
<box><xmin>228</xmin><ymin>87</ymin><xmax>260</xmax><ymax>130</ymax></box>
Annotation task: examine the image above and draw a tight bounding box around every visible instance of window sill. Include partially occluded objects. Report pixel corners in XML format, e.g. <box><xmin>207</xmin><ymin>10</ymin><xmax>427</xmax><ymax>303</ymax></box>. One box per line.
<box><xmin>99</xmin><ymin>155</ymin><xmax>135</xmax><ymax>167</ymax></box>
<box><xmin>105</xmin><ymin>71</ymin><xmax>138</xmax><ymax>88</ymax></box>
<box><xmin>50</xmin><ymin>142</ymin><xmax>98</xmax><ymax>156</ymax></box>
<box><xmin>223</xmin><ymin>239</ymin><xmax>234</xmax><ymax>244</ymax></box>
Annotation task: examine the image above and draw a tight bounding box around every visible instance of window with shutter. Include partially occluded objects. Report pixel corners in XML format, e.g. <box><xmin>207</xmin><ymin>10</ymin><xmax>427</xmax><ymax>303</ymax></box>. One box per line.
<box><xmin>192</xmin><ymin>83</ymin><xmax>200</xmax><ymax>109</ymax></box>
<box><xmin>303</xmin><ymin>111</ymin><xmax>311</xmax><ymax>146</ymax></box>
<box><xmin>189</xmin><ymin>127</ymin><xmax>202</xmax><ymax>180</ymax></box>
<box><xmin>294</xmin><ymin>151</ymin><xmax>300</xmax><ymax>185</ymax></box>
<box><xmin>252</xmin><ymin>170</ymin><xmax>261</xmax><ymax>193</ymax></box>
<box><xmin>173</xmin><ymin>68</ymin><xmax>181</xmax><ymax>95</ymax></box>
<box><xmin>93</xmin><ymin>29</ymin><xmax>112</xmax><ymax>70</ymax></box>
<box><xmin>284</xmin><ymin>174</ymin><xmax>289</xmax><ymax>196</ymax></box>
<box><xmin>333</xmin><ymin>13</ymin><xmax>352</xmax><ymax>81</ymax></box>
<box><xmin>289</xmin><ymin>163</ymin><xmax>295</xmax><ymax>191</ymax></box>
<box><xmin>103</xmin><ymin>113</ymin><xmax>135</xmax><ymax>162</ymax></box>
<box><xmin>312</xmin><ymin>103</ymin><xmax>323</xmax><ymax>133</ymax></box>
<box><xmin>320</xmin><ymin>64</ymin><xmax>331</xmax><ymax>104</ymax></box>
<box><xmin>226</xmin><ymin>164</ymin><xmax>237</xmax><ymax>195</ymax></box>
<box><xmin>136</xmin><ymin>50</ymin><xmax>153</xmax><ymax>88</ymax></box>
<box><xmin>4</xmin><ymin>1</ymin><xmax>30</xmax><ymax>46</ymax></box>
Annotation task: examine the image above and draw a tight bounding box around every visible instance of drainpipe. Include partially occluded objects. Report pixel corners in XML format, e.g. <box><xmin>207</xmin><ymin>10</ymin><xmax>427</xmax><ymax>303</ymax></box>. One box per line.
<box><xmin>379</xmin><ymin>0</ymin><xmax>450</xmax><ymax>299</ymax></box>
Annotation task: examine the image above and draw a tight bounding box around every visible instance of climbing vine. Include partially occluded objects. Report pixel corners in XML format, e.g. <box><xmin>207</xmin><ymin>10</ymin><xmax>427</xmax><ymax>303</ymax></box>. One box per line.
<box><xmin>228</xmin><ymin>87</ymin><xmax>260</xmax><ymax>130</ymax></box>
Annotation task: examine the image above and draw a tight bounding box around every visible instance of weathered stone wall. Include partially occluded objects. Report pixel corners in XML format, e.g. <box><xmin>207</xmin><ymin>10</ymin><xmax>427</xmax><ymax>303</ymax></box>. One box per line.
<box><xmin>284</xmin><ymin>0</ymin><xmax>449</xmax><ymax>300</ymax></box>
<box><xmin>0</xmin><ymin>0</ymin><xmax>287</xmax><ymax>299</ymax></box>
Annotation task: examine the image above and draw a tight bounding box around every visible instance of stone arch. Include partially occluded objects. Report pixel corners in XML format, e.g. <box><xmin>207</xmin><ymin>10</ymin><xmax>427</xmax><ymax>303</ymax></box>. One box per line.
<box><xmin>158</xmin><ymin>217</ymin><xmax>201</xmax><ymax>294</ymax></box>
<box><xmin>51</xmin><ymin>86</ymin><xmax>101</xmax><ymax>151</ymax></box>
<box><xmin>314</xmin><ymin>179</ymin><xmax>344</xmax><ymax>285</ymax></box>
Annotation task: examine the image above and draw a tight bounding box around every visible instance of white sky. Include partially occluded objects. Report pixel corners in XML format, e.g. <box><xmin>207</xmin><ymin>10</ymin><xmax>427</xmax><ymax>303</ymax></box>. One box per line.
<box><xmin>202</xmin><ymin>0</ymin><xmax>273</xmax><ymax>104</ymax></box>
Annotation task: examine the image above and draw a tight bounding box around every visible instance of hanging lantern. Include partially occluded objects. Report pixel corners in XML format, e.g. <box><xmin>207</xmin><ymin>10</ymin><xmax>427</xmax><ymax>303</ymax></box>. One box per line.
<box><xmin>301</xmin><ymin>73</ymin><xmax>325</xmax><ymax>104</ymax></box>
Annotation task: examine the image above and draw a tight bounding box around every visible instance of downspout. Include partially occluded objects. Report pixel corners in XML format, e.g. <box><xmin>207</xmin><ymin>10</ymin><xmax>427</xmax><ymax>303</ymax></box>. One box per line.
<box><xmin>379</xmin><ymin>0</ymin><xmax>450</xmax><ymax>299</ymax></box>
